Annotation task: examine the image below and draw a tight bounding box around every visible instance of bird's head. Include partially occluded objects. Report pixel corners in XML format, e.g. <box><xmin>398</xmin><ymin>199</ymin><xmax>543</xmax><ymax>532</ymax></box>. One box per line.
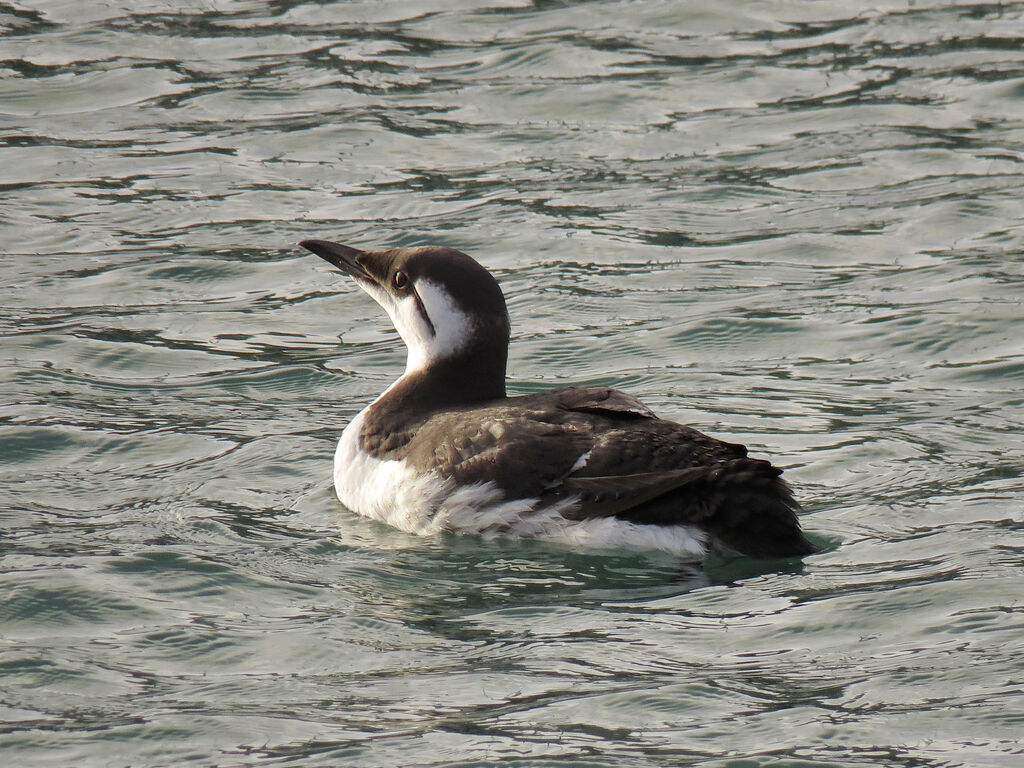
<box><xmin>301</xmin><ymin>240</ymin><xmax>510</xmax><ymax>377</ymax></box>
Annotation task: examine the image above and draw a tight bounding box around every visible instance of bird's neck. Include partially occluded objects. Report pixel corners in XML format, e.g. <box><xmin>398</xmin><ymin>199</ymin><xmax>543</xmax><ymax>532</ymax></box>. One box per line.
<box><xmin>381</xmin><ymin>340</ymin><xmax>505</xmax><ymax>411</ymax></box>
<box><xmin>356</xmin><ymin>346</ymin><xmax>507</xmax><ymax>458</ymax></box>
<box><xmin>401</xmin><ymin>350</ymin><xmax>506</xmax><ymax>406</ymax></box>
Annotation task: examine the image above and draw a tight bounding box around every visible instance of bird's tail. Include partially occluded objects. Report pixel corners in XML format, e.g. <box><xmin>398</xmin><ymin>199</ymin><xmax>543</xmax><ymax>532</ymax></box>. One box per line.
<box><xmin>700</xmin><ymin>458</ymin><xmax>816</xmax><ymax>559</ymax></box>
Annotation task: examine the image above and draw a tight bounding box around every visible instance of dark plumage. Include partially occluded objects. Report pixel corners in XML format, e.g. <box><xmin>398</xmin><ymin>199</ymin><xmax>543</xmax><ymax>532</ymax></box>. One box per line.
<box><xmin>361</xmin><ymin>383</ymin><xmax>813</xmax><ymax>558</ymax></box>
<box><xmin>301</xmin><ymin>239</ymin><xmax>815</xmax><ymax>560</ymax></box>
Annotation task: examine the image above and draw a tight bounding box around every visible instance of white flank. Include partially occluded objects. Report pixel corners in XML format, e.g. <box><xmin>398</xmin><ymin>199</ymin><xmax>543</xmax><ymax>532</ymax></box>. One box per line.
<box><xmin>334</xmin><ymin>408</ymin><xmax>708</xmax><ymax>559</ymax></box>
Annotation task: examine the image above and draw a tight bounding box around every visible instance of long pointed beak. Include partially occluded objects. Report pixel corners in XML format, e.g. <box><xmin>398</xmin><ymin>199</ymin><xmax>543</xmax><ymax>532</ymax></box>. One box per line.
<box><xmin>299</xmin><ymin>239</ymin><xmax>370</xmax><ymax>280</ymax></box>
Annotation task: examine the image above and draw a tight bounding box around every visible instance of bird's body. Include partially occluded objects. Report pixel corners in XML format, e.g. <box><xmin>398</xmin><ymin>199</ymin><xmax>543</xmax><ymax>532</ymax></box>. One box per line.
<box><xmin>301</xmin><ymin>239</ymin><xmax>815</xmax><ymax>560</ymax></box>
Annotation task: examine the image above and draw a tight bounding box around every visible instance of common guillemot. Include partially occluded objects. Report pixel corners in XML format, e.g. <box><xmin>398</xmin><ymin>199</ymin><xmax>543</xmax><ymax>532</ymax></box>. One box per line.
<box><xmin>300</xmin><ymin>239</ymin><xmax>815</xmax><ymax>560</ymax></box>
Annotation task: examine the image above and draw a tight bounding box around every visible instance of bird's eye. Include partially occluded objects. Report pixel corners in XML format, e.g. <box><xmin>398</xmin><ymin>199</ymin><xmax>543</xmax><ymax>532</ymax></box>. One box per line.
<box><xmin>393</xmin><ymin>271</ymin><xmax>409</xmax><ymax>290</ymax></box>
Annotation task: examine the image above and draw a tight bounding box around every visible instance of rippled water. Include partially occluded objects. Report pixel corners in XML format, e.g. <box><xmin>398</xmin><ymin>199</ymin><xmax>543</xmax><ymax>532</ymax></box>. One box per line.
<box><xmin>3</xmin><ymin>1</ymin><xmax>1024</xmax><ymax>766</ymax></box>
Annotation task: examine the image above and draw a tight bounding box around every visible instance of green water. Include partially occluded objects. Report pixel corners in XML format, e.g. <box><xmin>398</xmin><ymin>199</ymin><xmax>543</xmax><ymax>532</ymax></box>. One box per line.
<box><xmin>2</xmin><ymin>1</ymin><xmax>1023</xmax><ymax>766</ymax></box>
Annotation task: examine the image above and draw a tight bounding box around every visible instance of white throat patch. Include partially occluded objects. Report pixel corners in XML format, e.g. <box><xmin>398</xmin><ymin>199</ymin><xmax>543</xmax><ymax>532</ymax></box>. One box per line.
<box><xmin>411</xmin><ymin>279</ymin><xmax>474</xmax><ymax>370</ymax></box>
<box><xmin>360</xmin><ymin>278</ymin><xmax>475</xmax><ymax>374</ymax></box>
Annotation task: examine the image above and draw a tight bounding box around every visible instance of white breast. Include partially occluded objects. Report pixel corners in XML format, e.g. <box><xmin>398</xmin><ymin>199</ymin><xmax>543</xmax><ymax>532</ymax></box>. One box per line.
<box><xmin>333</xmin><ymin>408</ymin><xmax>709</xmax><ymax>559</ymax></box>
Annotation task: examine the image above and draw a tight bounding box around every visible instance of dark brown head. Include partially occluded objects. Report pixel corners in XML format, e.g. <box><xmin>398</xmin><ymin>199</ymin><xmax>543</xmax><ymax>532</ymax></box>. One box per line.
<box><xmin>300</xmin><ymin>240</ymin><xmax>510</xmax><ymax>382</ymax></box>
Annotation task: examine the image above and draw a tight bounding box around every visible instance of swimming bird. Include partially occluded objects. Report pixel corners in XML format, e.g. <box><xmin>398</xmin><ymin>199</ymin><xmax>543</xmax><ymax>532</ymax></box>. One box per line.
<box><xmin>300</xmin><ymin>239</ymin><xmax>815</xmax><ymax>560</ymax></box>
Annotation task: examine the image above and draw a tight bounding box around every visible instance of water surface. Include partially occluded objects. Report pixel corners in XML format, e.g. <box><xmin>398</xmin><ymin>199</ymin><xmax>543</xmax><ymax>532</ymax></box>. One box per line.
<box><xmin>2</xmin><ymin>1</ymin><xmax>1023</xmax><ymax>766</ymax></box>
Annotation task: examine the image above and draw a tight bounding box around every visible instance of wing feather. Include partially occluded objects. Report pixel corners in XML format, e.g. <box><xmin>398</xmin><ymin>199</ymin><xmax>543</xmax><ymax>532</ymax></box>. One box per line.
<box><xmin>543</xmin><ymin>467</ymin><xmax>715</xmax><ymax>518</ymax></box>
